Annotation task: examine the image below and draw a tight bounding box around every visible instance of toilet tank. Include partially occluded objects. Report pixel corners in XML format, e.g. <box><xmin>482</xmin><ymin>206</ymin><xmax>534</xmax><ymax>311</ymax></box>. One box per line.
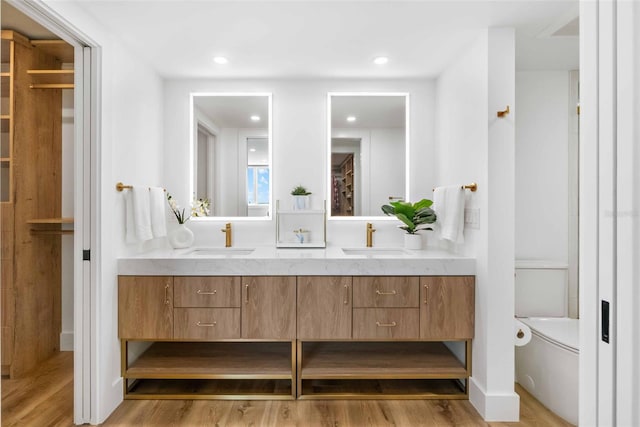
<box><xmin>515</xmin><ymin>260</ymin><xmax>568</xmax><ymax>317</ymax></box>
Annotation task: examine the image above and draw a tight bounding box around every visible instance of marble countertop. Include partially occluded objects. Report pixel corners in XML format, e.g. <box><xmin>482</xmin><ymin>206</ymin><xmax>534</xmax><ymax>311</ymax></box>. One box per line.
<box><xmin>118</xmin><ymin>246</ymin><xmax>475</xmax><ymax>276</ymax></box>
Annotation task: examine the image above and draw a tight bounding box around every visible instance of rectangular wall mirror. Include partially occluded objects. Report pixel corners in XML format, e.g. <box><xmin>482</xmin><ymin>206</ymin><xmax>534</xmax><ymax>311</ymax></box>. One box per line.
<box><xmin>191</xmin><ymin>93</ymin><xmax>272</xmax><ymax>218</ymax></box>
<box><xmin>328</xmin><ymin>93</ymin><xmax>409</xmax><ymax>218</ymax></box>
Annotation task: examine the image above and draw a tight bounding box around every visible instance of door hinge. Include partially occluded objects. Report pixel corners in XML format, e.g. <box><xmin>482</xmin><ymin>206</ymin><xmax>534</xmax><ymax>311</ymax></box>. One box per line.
<box><xmin>83</xmin><ymin>249</ymin><xmax>91</xmax><ymax>261</ymax></box>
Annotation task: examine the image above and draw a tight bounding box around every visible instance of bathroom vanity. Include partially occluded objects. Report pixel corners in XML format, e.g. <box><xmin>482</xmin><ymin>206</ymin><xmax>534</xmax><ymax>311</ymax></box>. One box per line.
<box><xmin>118</xmin><ymin>248</ymin><xmax>475</xmax><ymax>400</ymax></box>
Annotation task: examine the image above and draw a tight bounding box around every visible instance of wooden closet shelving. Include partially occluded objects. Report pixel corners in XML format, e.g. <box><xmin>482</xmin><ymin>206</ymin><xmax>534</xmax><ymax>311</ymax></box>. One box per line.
<box><xmin>2</xmin><ymin>30</ymin><xmax>74</xmax><ymax>377</ymax></box>
<box><xmin>28</xmin><ymin>40</ymin><xmax>74</xmax><ymax>89</ymax></box>
<box><xmin>28</xmin><ymin>217</ymin><xmax>74</xmax><ymax>235</ymax></box>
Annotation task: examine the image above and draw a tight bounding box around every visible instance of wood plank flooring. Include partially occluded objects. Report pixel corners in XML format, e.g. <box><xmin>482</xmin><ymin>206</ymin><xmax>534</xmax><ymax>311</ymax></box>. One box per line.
<box><xmin>1</xmin><ymin>351</ymin><xmax>574</xmax><ymax>426</ymax></box>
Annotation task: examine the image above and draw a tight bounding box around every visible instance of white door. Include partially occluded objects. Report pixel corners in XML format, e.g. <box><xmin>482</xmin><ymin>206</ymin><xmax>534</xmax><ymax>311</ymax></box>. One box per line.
<box><xmin>581</xmin><ymin>1</ymin><xmax>640</xmax><ymax>425</ymax></box>
<box><xmin>614</xmin><ymin>1</ymin><xmax>640</xmax><ymax>425</ymax></box>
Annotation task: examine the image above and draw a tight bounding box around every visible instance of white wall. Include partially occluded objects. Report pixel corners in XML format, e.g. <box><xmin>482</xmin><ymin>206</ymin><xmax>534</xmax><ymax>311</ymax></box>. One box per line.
<box><xmin>515</xmin><ymin>72</ymin><xmax>569</xmax><ymax>263</ymax></box>
<box><xmin>435</xmin><ymin>28</ymin><xmax>519</xmax><ymax>421</ymax></box>
<box><xmin>515</xmin><ymin>71</ymin><xmax>577</xmax><ymax>317</ymax></box>
<box><xmin>41</xmin><ymin>2</ymin><xmax>165</xmax><ymax>423</ymax></box>
<box><xmin>164</xmin><ymin>79</ymin><xmax>435</xmax><ymax>249</ymax></box>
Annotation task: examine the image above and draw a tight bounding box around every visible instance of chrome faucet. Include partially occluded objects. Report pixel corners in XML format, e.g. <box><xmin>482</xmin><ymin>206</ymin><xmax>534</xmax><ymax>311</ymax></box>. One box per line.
<box><xmin>366</xmin><ymin>222</ymin><xmax>376</xmax><ymax>247</ymax></box>
<box><xmin>221</xmin><ymin>223</ymin><xmax>232</xmax><ymax>247</ymax></box>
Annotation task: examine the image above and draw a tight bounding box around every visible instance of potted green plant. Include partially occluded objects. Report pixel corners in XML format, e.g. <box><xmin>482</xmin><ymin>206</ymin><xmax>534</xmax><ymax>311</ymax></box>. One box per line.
<box><xmin>381</xmin><ymin>198</ymin><xmax>437</xmax><ymax>249</ymax></box>
<box><xmin>291</xmin><ymin>185</ymin><xmax>312</xmax><ymax>210</ymax></box>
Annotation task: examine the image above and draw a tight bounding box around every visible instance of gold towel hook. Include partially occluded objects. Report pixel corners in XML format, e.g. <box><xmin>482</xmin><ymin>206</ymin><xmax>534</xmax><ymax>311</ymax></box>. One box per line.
<box><xmin>497</xmin><ymin>105</ymin><xmax>510</xmax><ymax>118</ymax></box>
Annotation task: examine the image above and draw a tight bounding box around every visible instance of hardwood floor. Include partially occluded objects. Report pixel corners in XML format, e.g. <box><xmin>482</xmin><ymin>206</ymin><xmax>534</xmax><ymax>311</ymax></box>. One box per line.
<box><xmin>1</xmin><ymin>351</ymin><xmax>574</xmax><ymax>426</ymax></box>
<box><xmin>1</xmin><ymin>351</ymin><xmax>73</xmax><ymax>427</ymax></box>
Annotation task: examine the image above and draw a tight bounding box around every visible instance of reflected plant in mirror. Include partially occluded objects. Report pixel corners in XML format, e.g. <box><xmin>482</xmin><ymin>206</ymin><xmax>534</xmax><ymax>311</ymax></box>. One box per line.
<box><xmin>329</xmin><ymin>93</ymin><xmax>408</xmax><ymax>218</ymax></box>
<box><xmin>191</xmin><ymin>93</ymin><xmax>272</xmax><ymax>218</ymax></box>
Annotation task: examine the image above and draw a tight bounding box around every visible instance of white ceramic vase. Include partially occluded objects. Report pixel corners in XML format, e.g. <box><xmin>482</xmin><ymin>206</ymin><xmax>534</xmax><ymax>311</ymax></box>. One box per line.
<box><xmin>168</xmin><ymin>223</ymin><xmax>194</xmax><ymax>249</ymax></box>
<box><xmin>292</xmin><ymin>195</ymin><xmax>310</xmax><ymax>210</ymax></box>
<box><xmin>404</xmin><ymin>233</ymin><xmax>422</xmax><ymax>250</ymax></box>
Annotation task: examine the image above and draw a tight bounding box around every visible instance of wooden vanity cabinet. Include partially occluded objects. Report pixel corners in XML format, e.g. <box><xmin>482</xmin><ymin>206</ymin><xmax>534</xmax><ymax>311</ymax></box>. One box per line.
<box><xmin>119</xmin><ymin>273</ymin><xmax>474</xmax><ymax>400</ymax></box>
<box><xmin>420</xmin><ymin>276</ymin><xmax>475</xmax><ymax>340</ymax></box>
<box><xmin>118</xmin><ymin>276</ymin><xmax>173</xmax><ymax>339</ymax></box>
<box><xmin>297</xmin><ymin>276</ymin><xmax>352</xmax><ymax>339</ymax></box>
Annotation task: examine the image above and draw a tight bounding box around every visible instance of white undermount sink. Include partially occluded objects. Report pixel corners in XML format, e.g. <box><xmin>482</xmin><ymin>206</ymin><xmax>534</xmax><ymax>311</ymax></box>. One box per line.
<box><xmin>341</xmin><ymin>248</ymin><xmax>411</xmax><ymax>257</ymax></box>
<box><xmin>186</xmin><ymin>248</ymin><xmax>255</xmax><ymax>256</ymax></box>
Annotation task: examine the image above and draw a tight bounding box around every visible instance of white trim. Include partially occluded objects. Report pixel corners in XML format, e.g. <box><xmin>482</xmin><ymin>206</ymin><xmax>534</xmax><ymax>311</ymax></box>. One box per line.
<box><xmin>579</xmin><ymin>1</ymin><xmax>600</xmax><ymax>425</ymax></box>
<box><xmin>469</xmin><ymin>377</ymin><xmax>520</xmax><ymax>422</ymax></box>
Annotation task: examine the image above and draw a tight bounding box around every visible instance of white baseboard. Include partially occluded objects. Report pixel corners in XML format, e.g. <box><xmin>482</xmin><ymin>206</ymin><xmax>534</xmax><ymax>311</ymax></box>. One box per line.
<box><xmin>60</xmin><ymin>331</ymin><xmax>74</xmax><ymax>351</ymax></box>
<box><xmin>469</xmin><ymin>377</ymin><xmax>520</xmax><ymax>421</ymax></box>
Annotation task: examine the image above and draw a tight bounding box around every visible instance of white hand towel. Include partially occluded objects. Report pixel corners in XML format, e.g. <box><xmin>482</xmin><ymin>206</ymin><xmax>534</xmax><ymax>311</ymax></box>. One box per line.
<box><xmin>433</xmin><ymin>185</ymin><xmax>465</xmax><ymax>244</ymax></box>
<box><xmin>149</xmin><ymin>187</ymin><xmax>167</xmax><ymax>238</ymax></box>
<box><xmin>132</xmin><ymin>186</ymin><xmax>153</xmax><ymax>242</ymax></box>
<box><xmin>125</xmin><ymin>191</ymin><xmax>138</xmax><ymax>244</ymax></box>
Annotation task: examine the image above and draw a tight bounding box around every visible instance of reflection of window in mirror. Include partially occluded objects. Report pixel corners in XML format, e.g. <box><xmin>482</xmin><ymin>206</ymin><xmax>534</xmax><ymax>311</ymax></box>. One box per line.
<box><xmin>246</xmin><ymin>137</ymin><xmax>269</xmax><ymax>217</ymax></box>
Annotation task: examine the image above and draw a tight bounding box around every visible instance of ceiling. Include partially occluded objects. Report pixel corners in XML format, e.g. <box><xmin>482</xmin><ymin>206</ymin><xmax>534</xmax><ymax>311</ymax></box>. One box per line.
<box><xmin>2</xmin><ymin>1</ymin><xmax>579</xmax><ymax>79</ymax></box>
<box><xmin>65</xmin><ymin>0</ymin><xmax>579</xmax><ymax>79</ymax></box>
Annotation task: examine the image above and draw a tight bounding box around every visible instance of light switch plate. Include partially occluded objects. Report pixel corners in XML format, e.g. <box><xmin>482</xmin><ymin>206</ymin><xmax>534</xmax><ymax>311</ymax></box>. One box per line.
<box><xmin>464</xmin><ymin>208</ymin><xmax>480</xmax><ymax>229</ymax></box>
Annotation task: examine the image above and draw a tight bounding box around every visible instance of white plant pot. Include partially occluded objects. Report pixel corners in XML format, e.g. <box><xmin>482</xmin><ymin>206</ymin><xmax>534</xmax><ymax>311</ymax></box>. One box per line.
<box><xmin>292</xmin><ymin>195</ymin><xmax>310</xmax><ymax>210</ymax></box>
<box><xmin>168</xmin><ymin>224</ymin><xmax>194</xmax><ymax>249</ymax></box>
<box><xmin>404</xmin><ymin>233</ymin><xmax>422</xmax><ymax>250</ymax></box>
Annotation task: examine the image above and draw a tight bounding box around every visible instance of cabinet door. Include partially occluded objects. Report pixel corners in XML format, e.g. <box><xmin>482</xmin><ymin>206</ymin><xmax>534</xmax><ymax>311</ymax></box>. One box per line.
<box><xmin>420</xmin><ymin>276</ymin><xmax>475</xmax><ymax>340</ymax></box>
<box><xmin>298</xmin><ymin>276</ymin><xmax>352</xmax><ymax>339</ymax></box>
<box><xmin>241</xmin><ymin>276</ymin><xmax>296</xmax><ymax>339</ymax></box>
<box><xmin>118</xmin><ymin>276</ymin><xmax>173</xmax><ymax>339</ymax></box>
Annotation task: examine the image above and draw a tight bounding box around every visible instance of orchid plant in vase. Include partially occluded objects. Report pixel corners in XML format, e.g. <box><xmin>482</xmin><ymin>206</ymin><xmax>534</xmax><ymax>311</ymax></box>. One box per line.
<box><xmin>166</xmin><ymin>193</ymin><xmax>210</xmax><ymax>224</ymax></box>
<box><xmin>166</xmin><ymin>193</ymin><xmax>210</xmax><ymax>249</ymax></box>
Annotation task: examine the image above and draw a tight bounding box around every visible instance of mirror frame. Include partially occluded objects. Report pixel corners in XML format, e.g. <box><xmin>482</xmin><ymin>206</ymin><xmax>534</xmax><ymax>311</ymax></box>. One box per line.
<box><xmin>189</xmin><ymin>92</ymin><xmax>273</xmax><ymax>221</ymax></box>
<box><xmin>327</xmin><ymin>92</ymin><xmax>410</xmax><ymax>220</ymax></box>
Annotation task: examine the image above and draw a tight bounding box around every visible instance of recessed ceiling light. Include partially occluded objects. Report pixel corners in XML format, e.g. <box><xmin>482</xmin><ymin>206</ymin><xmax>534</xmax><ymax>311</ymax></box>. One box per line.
<box><xmin>249</xmin><ymin>148</ymin><xmax>257</xmax><ymax>152</ymax></box>
<box><xmin>346</xmin><ymin>116</ymin><xmax>357</xmax><ymax>122</ymax></box>
<box><xmin>373</xmin><ymin>56</ymin><xmax>389</xmax><ymax>65</ymax></box>
<box><xmin>213</xmin><ymin>56</ymin><xmax>228</xmax><ymax>64</ymax></box>
<box><xmin>250</xmin><ymin>115</ymin><xmax>261</xmax><ymax>122</ymax></box>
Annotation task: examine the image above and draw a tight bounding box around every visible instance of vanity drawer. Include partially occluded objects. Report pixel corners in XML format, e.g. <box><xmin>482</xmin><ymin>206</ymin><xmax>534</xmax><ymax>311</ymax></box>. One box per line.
<box><xmin>173</xmin><ymin>308</ymin><xmax>240</xmax><ymax>340</ymax></box>
<box><xmin>353</xmin><ymin>277</ymin><xmax>419</xmax><ymax>308</ymax></box>
<box><xmin>174</xmin><ymin>277</ymin><xmax>241</xmax><ymax>307</ymax></box>
<box><xmin>352</xmin><ymin>308</ymin><xmax>419</xmax><ymax>339</ymax></box>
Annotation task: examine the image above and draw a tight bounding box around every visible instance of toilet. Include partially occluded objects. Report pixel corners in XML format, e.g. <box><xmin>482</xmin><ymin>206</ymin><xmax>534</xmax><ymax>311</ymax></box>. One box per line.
<box><xmin>514</xmin><ymin>260</ymin><xmax>579</xmax><ymax>426</ymax></box>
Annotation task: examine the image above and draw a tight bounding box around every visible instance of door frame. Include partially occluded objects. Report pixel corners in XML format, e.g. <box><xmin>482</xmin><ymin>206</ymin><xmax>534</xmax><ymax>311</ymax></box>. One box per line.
<box><xmin>6</xmin><ymin>1</ymin><xmax>100</xmax><ymax>424</ymax></box>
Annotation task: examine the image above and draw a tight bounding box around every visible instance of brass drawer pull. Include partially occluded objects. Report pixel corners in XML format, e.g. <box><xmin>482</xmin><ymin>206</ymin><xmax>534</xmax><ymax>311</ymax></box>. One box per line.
<box><xmin>376</xmin><ymin>289</ymin><xmax>397</xmax><ymax>296</ymax></box>
<box><xmin>196</xmin><ymin>321</ymin><xmax>217</xmax><ymax>327</ymax></box>
<box><xmin>164</xmin><ymin>283</ymin><xmax>170</xmax><ymax>305</ymax></box>
<box><xmin>197</xmin><ymin>289</ymin><xmax>217</xmax><ymax>295</ymax></box>
<box><xmin>376</xmin><ymin>321</ymin><xmax>397</xmax><ymax>327</ymax></box>
<box><xmin>245</xmin><ymin>284</ymin><xmax>249</xmax><ymax>304</ymax></box>
<box><xmin>344</xmin><ymin>284</ymin><xmax>349</xmax><ymax>305</ymax></box>
<box><xmin>424</xmin><ymin>284</ymin><xmax>428</xmax><ymax>304</ymax></box>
